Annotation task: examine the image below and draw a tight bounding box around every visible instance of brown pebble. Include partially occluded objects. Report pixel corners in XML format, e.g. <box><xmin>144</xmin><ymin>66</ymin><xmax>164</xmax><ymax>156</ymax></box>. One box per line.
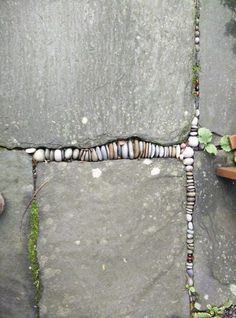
<box><xmin>113</xmin><ymin>142</ymin><xmax>118</xmax><ymax>159</ymax></box>
<box><xmin>91</xmin><ymin>149</ymin><xmax>98</xmax><ymax>162</ymax></box>
<box><xmin>172</xmin><ymin>146</ymin><xmax>176</xmax><ymax>158</ymax></box>
<box><xmin>108</xmin><ymin>143</ymin><xmax>114</xmax><ymax>160</ymax></box>
<box><xmin>186</xmin><ymin>172</ymin><xmax>193</xmax><ymax>176</ymax></box>
<box><xmin>0</xmin><ymin>193</ymin><xmax>5</xmax><ymax>215</ymax></box>
<box><xmin>134</xmin><ymin>139</ymin><xmax>139</xmax><ymax>158</ymax></box>
<box><xmin>169</xmin><ymin>146</ymin><xmax>172</xmax><ymax>157</ymax></box>
<box><xmin>144</xmin><ymin>142</ymin><xmax>149</xmax><ymax>158</ymax></box>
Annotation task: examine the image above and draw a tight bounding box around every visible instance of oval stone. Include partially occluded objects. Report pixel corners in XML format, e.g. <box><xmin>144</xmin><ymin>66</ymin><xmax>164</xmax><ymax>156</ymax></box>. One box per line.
<box><xmin>151</xmin><ymin>144</ymin><xmax>156</xmax><ymax>158</ymax></box>
<box><xmin>54</xmin><ymin>150</ymin><xmax>62</xmax><ymax>162</ymax></box>
<box><xmin>25</xmin><ymin>148</ymin><xmax>36</xmax><ymax>154</ymax></box>
<box><xmin>176</xmin><ymin>145</ymin><xmax>181</xmax><ymax>159</ymax></box>
<box><xmin>91</xmin><ymin>149</ymin><xmax>98</xmax><ymax>162</ymax></box>
<box><xmin>113</xmin><ymin>142</ymin><xmax>118</xmax><ymax>159</ymax></box>
<box><xmin>33</xmin><ymin>149</ymin><xmax>45</xmax><ymax>162</ymax></box>
<box><xmin>183</xmin><ymin>158</ymin><xmax>194</xmax><ymax>165</ymax></box>
<box><xmin>188</xmin><ymin>136</ymin><xmax>199</xmax><ymax>147</ymax></box>
<box><xmin>183</xmin><ymin>147</ymin><xmax>194</xmax><ymax>158</ymax></box>
<box><xmin>73</xmin><ymin>149</ymin><xmax>79</xmax><ymax>160</ymax></box>
<box><xmin>185</xmin><ymin>165</ymin><xmax>193</xmax><ymax>172</ymax></box>
<box><xmin>65</xmin><ymin>148</ymin><xmax>73</xmax><ymax>160</ymax></box>
<box><xmin>134</xmin><ymin>139</ymin><xmax>139</xmax><ymax>158</ymax></box>
<box><xmin>121</xmin><ymin>143</ymin><xmax>128</xmax><ymax>159</ymax></box>
<box><xmin>159</xmin><ymin>146</ymin><xmax>164</xmax><ymax>157</ymax></box>
<box><xmin>101</xmin><ymin>145</ymin><xmax>108</xmax><ymax>160</ymax></box>
<box><xmin>96</xmin><ymin>146</ymin><xmax>103</xmax><ymax>161</ymax></box>
<box><xmin>155</xmin><ymin>145</ymin><xmax>160</xmax><ymax>157</ymax></box>
<box><xmin>128</xmin><ymin>140</ymin><xmax>134</xmax><ymax>159</ymax></box>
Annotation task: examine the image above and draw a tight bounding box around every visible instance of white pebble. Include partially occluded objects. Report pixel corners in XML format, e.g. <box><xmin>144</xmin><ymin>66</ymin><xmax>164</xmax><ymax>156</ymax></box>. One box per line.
<box><xmin>191</xmin><ymin>117</ymin><xmax>198</xmax><ymax>126</ymax></box>
<box><xmin>73</xmin><ymin>149</ymin><xmax>79</xmax><ymax>160</ymax></box>
<box><xmin>188</xmin><ymin>222</ymin><xmax>194</xmax><ymax>230</ymax></box>
<box><xmin>82</xmin><ymin>117</ymin><xmax>88</xmax><ymax>124</ymax></box>
<box><xmin>188</xmin><ymin>136</ymin><xmax>199</xmax><ymax>147</ymax></box>
<box><xmin>183</xmin><ymin>158</ymin><xmax>194</xmax><ymax>165</ymax></box>
<box><xmin>54</xmin><ymin>149</ymin><xmax>62</xmax><ymax>162</ymax></box>
<box><xmin>186</xmin><ymin>214</ymin><xmax>192</xmax><ymax>222</ymax></box>
<box><xmin>176</xmin><ymin>145</ymin><xmax>181</xmax><ymax>159</ymax></box>
<box><xmin>33</xmin><ymin>149</ymin><xmax>45</xmax><ymax>162</ymax></box>
<box><xmin>182</xmin><ymin>147</ymin><xmax>194</xmax><ymax>158</ymax></box>
<box><xmin>195</xmin><ymin>37</ymin><xmax>200</xmax><ymax>44</ymax></box>
<box><xmin>159</xmin><ymin>146</ymin><xmax>164</xmax><ymax>157</ymax></box>
<box><xmin>65</xmin><ymin>148</ymin><xmax>73</xmax><ymax>160</ymax></box>
<box><xmin>185</xmin><ymin>165</ymin><xmax>193</xmax><ymax>172</ymax></box>
<box><xmin>25</xmin><ymin>148</ymin><xmax>36</xmax><ymax>154</ymax></box>
<box><xmin>195</xmin><ymin>109</ymin><xmax>200</xmax><ymax>117</ymax></box>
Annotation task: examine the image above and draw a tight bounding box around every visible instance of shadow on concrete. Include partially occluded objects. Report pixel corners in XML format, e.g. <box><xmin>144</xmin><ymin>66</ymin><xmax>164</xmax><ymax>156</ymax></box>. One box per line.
<box><xmin>221</xmin><ymin>0</ymin><xmax>236</xmax><ymax>54</ymax></box>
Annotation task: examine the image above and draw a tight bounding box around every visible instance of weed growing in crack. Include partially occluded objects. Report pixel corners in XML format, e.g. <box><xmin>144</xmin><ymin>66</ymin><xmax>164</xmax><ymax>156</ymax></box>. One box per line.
<box><xmin>28</xmin><ymin>200</ymin><xmax>41</xmax><ymax>317</ymax></box>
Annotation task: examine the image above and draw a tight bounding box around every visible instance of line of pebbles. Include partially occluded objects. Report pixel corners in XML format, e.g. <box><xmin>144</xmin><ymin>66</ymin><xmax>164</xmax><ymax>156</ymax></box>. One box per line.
<box><xmin>26</xmin><ymin>140</ymin><xmax>182</xmax><ymax>162</ymax></box>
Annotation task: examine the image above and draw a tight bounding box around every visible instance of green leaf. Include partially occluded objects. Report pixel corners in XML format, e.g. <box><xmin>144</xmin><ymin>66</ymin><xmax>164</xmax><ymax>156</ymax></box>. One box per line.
<box><xmin>194</xmin><ymin>302</ymin><xmax>202</xmax><ymax>311</ymax></box>
<box><xmin>197</xmin><ymin>313</ymin><xmax>212</xmax><ymax>318</ymax></box>
<box><xmin>205</xmin><ymin>144</ymin><xmax>217</xmax><ymax>156</ymax></box>
<box><xmin>224</xmin><ymin>299</ymin><xmax>233</xmax><ymax>308</ymax></box>
<box><xmin>189</xmin><ymin>286</ymin><xmax>196</xmax><ymax>293</ymax></box>
<box><xmin>198</xmin><ymin>128</ymin><xmax>213</xmax><ymax>145</ymax></box>
<box><xmin>220</xmin><ymin>135</ymin><xmax>232</xmax><ymax>152</ymax></box>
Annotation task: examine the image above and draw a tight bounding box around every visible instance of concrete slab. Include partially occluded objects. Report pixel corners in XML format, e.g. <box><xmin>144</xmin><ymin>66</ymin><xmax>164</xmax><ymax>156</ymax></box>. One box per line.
<box><xmin>0</xmin><ymin>0</ymin><xmax>194</xmax><ymax>149</ymax></box>
<box><xmin>200</xmin><ymin>0</ymin><xmax>236</xmax><ymax>135</ymax></box>
<box><xmin>194</xmin><ymin>152</ymin><xmax>236</xmax><ymax>309</ymax></box>
<box><xmin>0</xmin><ymin>151</ymin><xmax>35</xmax><ymax>318</ymax></box>
<box><xmin>37</xmin><ymin>159</ymin><xmax>188</xmax><ymax>318</ymax></box>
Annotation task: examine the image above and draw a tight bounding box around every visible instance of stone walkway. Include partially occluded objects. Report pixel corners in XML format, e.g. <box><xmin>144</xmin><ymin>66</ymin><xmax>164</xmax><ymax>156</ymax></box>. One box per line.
<box><xmin>0</xmin><ymin>1</ymin><xmax>236</xmax><ymax>318</ymax></box>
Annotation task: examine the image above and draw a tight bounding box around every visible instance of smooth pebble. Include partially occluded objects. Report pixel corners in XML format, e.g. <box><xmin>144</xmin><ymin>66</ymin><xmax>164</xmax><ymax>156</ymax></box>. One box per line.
<box><xmin>33</xmin><ymin>149</ymin><xmax>45</xmax><ymax>162</ymax></box>
<box><xmin>54</xmin><ymin>149</ymin><xmax>62</xmax><ymax>162</ymax></box>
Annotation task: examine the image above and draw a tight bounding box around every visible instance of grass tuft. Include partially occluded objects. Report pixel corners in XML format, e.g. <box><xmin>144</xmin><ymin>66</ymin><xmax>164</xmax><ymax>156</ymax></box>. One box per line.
<box><xmin>28</xmin><ymin>200</ymin><xmax>41</xmax><ymax>317</ymax></box>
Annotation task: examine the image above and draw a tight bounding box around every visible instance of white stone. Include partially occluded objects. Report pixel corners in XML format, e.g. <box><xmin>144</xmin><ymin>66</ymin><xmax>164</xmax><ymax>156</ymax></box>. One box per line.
<box><xmin>151</xmin><ymin>167</ymin><xmax>160</xmax><ymax>176</ymax></box>
<box><xmin>159</xmin><ymin>146</ymin><xmax>164</xmax><ymax>157</ymax></box>
<box><xmin>182</xmin><ymin>147</ymin><xmax>194</xmax><ymax>158</ymax></box>
<box><xmin>54</xmin><ymin>149</ymin><xmax>62</xmax><ymax>162</ymax></box>
<box><xmin>33</xmin><ymin>149</ymin><xmax>45</xmax><ymax>162</ymax></box>
<box><xmin>191</xmin><ymin>117</ymin><xmax>198</xmax><ymax>126</ymax></box>
<box><xmin>186</xmin><ymin>214</ymin><xmax>192</xmax><ymax>222</ymax></box>
<box><xmin>188</xmin><ymin>222</ymin><xmax>193</xmax><ymax>230</ymax></box>
<box><xmin>73</xmin><ymin>149</ymin><xmax>79</xmax><ymax>160</ymax></box>
<box><xmin>183</xmin><ymin>158</ymin><xmax>194</xmax><ymax>165</ymax></box>
<box><xmin>25</xmin><ymin>148</ymin><xmax>36</xmax><ymax>154</ymax></box>
<box><xmin>195</xmin><ymin>109</ymin><xmax>200</xmax><ymax>117</ymax></box>
<box><xmin>92</xmin><ymin>168</ymin><xmax>102</xmax><ymax>178</ymax></box>
<box><xmin>65</xmin><ymin>148</ymin><xmax>73</xmax><ymax>160</ymax></box>
<box><xmin>82</xmin><ymin>117</ymin><xmax>88</xmax><ymax>124</ymax></box>
<box><xmin>185</xmin><ymin>165</ymin><xmax>193</xmax><ymax>172</ymax></box>
<box><xmin>176</xmin><ymin>145</ymin><xmax>181</xmax><ymax>159</ymax></box>
<box><xmin>195</xmin><ymin>37</ymin><xmax>200</xmax><ymax>44</ymax></box>
<box><xmin>188</xmin><ymin>136</ymin><xmax>199</xmax><ymax>147</ymax></box>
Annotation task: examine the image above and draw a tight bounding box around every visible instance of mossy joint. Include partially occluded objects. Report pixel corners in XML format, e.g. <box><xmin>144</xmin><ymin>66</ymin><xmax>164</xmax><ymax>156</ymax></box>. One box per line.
<box><xmin>28</xmin><ymin>200</ymin><xmax>41</xmax><ymax>317</ymax></box>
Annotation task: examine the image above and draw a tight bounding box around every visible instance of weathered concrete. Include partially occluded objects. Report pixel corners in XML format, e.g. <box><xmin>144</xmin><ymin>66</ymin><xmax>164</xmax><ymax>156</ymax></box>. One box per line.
<box><xmin>37</xmin><ymin>159</ymin><xmax>188</xmax><ymax>318</ymax></box>
<box><xmin>0</xmin><ymin>0</ymin><xmax>194</xmax><ymax>149</ymax></box>
<box><xmin>0</xmin><ymin>151</ymin><xmax>35</xmax><ymax>318</ymax></box>
<box><xmin>200</xmin><ymin>0</ymin><xmax>236</xmax><ymax>135</ymax></box>
<box><xmin>194</xmin><ymin>152</ymin><xmax>236</xmax><ymax>309</ymax></box>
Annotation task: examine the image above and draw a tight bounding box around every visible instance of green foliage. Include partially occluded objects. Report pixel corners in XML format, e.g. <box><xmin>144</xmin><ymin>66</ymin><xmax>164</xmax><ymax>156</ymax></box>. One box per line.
<box><xmin>193</xmin><ymin>300</ymin><xmax>233</xmax><ymax>318</ymax></box>
<box><xmin>198</xmin><ymin>128</ymin><xmax>212</xmax><ymax>145</ymax></box>
<box><xmin>220</xmin><ymin>135</ymin><xmax>232</xmax><ymax>152</ymax></box>
<box><xmin>205</xmin><ymin>144</ymin><xmax>217</xmax><ymax>156</ymax></box>
<box><xmin>28</xmin><ymin>200</ymin><xmax>41</xmax><ymax>317</ymax></box>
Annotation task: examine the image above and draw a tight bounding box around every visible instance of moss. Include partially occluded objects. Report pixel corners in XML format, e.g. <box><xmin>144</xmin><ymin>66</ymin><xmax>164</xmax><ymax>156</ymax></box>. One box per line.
<box><xmin>28</xmin><ymin>200</ymin><xmax>41</xmax><ymax>317</ymax></box>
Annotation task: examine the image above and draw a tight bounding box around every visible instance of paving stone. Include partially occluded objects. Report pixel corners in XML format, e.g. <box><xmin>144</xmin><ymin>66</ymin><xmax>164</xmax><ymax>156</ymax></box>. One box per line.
<box><xmin>0</xmin><ymin>0</ymin><xmax>193</xmax><ymax>149</ymax></box>
<box><xmin>0</xmin><ymin>151</ymin><xmax>35</xmax><ymax>318</ymax></box>
<box><xmin>200</xmin><ymin>0</ymin><xmax>236</xmax><ymax>135</ymax></box>
<box><xmin>194</xmin><ymin>152</ymin><xmax>236</xmax><ymax>309</ymax></box>
<box><xmin>37</xmin><ymin>159</ymin><xmax>188</xmax><ymax>318</ymax></box>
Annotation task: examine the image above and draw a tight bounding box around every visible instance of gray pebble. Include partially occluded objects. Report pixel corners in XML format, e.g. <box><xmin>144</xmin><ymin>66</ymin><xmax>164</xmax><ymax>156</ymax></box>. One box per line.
<box><xmin>91</xmin><ymin>149</ymin><xmax>98</xmax><ymax>162</ymax></box>
<box><xmin>49</xmin><ymin>150</ymin><xmax>54</xmax><ymax>161</ymax></box>
<box><xmin>139</xmin><ymin>141</ymin><xmax>144</xmax><ymax>157</ymax></box>
<box><xmin>105</xmin><ymin>145</ymin><xmax>110</xmax><ymax>159</ymax></box>
<box><xmin>121</xmin><ymin>143</ymin><xmax>128</xmax><ymax>159</ymax></box>
<box><xmin>151</xmin><ymin>144</ymin><xmax>156</xmax><ymax>158</ymax></box>
<box><xmin>54</xmin><ymin>149</ymin><xmax>62</xmax><ymax>162</ymax></box>
<box><xmin>73</xmin><ymin>149</ymin><xmax>79</xmax><ymax>160</ymax></box>
<box><xmin>96</xmin><ymin>146</ymin><xmax>103</xmax><ymax>161</ymax></box>
<box><xmin>187</xmin><ymin>269</ymin><xmax>194</xmax><ymax>277</ymax></box>
<box><xmin>33</xmin><ymin>149</ymin><xmax>45</xmax><ymax>162</ymax></box>
<box><xmin>164</xmin><ymin>146</ymin><xmax>169</xmax><ymax>157</ymax></box>
<box><xmin>187</xmin><ymin>229</ymin><xmax>194</xmax><ymax>235</ymax></box>
<box><xmin>45</xmin><ymin>148</ymin><xmax>50</xmax><ymax>160</ymax></box>
<box><xmin>168</xmin><ymin>146</ymin><xmax>172</xmax><ymax>157</ymax></box>
<box><xmin>159</xmin><ymin>146</ymin><xmax>164</xmax><ymax>157</ymax></box>
<box><xmin>65</xmin><ymin>148</ymin><xmax>73</xmax><ymax>160</ymax></box>
<box><xmin>84</xmin><ymin>150</ymin><xmax>89</xmax><ymax>161</ymax></box>
<box><xmin>155</xmin><ymin>145</ymin><xmax>159</xmax><ymax>157</ymax></box>
<box><xmin>128</xmin><ymin>140</ymin><xmax>134</xmax><ymax>159</ymax></box>
<box><xmin>101</xmin><ymin>145</ymin><xmax>108</xmax><ymax>160</ymax></box>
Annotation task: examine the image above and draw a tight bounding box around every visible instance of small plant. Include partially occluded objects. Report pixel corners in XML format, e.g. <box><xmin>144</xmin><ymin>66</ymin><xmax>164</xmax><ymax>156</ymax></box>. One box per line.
<box><xmin>192</xmin><ymin>64</ymin><xmax>201</xmax><ymax>96</ymax></box>
<box><xmin>192</xmin><ymin>300</ymin><xmax>233</xmax><ymax>318</ymax></box>
<box><xmin>198</xmin><ymin>128</ymin><xmax>232</xmax><ymax>156</ymax></box>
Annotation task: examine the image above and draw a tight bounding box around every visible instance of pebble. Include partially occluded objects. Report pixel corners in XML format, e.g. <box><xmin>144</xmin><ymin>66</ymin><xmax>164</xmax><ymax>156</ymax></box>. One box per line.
<box><xmin>183</xmin><ymin>158</ymin><xmax>194</xmax><ymax>165</ymax></box>
<box><xmin>187</xmin><ymin>192</ymin><xmax>196</xmax><ymax>197</ymax></box>
<box><xmin>84</xmin><ymin>150</ymin><xmax>90</xmax><ymax>161</ymax></box>
<box><xmin>183</xmin><ymin>147</ymin><xmax>194</xmax><ymax>158</ymax></box>
<box><xmin>54</xmin><ymin>149</ymin><xmax>62</xmax><ymax>162</ymax></box>
<box><xmin>187</xmin><ymin>229</ymin><xmax>194</xmax><ymax>235</ymax></box>
<box><xmin>113</xmin><ymin>142</ymin><xmax>118</xmax><ymax>159</ymax></box>
<box><xmin>195</xmin><ymin>37</ymin><xmax>200</xmax><ymax>44</ymax></box>
<box><xmin>128</xmin><ymin>140</ymin><xmax>134</xmax><ymax>159</ymax></box>
<box><xmin>73</xmin><ymin>149</ymin><xmax>79</xmax><ymax>160</ymax></box>
<box><xmin>45</xmin><ymin>148</ymin><xmax>50</xmax><ymax>160</ymax></box>
<box><xmin>176</xmin><ymin>145</ymin><xmax>181</xmax><ymax>159</ymax></box>
<box><xmin>155</xmin><ymin>145</ymin><xmax>160</xmax><ymax>157</ymax></box>
<box><xmin>186</xmin><ymin>171</ymin><xmax>193</xmax><ymax>176</ymax></box>
<box><xmin>0</xmin><ymin>193</ymin><xmax>5</xmax><ymax>215</ymax></box>
<box><xmin>151</xmin><ymin>144</ymin><xmax>156</xmax><ymax>158</ymax></box>
<box><xmin>139</xmin><ymin>141</ymin><xmax>144</xmax><ymax>157</ymax></box>
<box><xmin>187</xmin><ymin>233</ymin><xmax>193</xmax><ymax>239</ymax></box>
<box><xmin>187</xmin><ymin>277</ymin><xmax>194</xmax><ymax>286</ymax></box>
<box><xmin>186</xmin><ymin>209</ymin><xmax>193</xmax><ymax>213</ymax></box>
<box><xmin>134</xmin><ymin>139</ymin><xmax>139</xmax><ymax>158</ymax></box>
<box><xmin>101</xmin><ymin>145</ymin><xmax>108</xmax><ymax>160</ymax></box>
<box><xmin>164</xmin><ymin>146</ymin><xmax>169</xmax><ymax>157</ymax></box>
<box><xmin>96</xmin><ymin>146</ymin><xmax>103</xmax><ymax>161</ymax></box>
<box><xmin>33</xmin><ymin>149</ymin><xmax>45</xmax><ymax>162</ymax></box>
<box><xmin>186</xmin><ymin>165</ymin><xmax>193</xmax><ymax>172</ymax></box>
<box><xmin>65</xmin><ymin>148</ymin><xmax>73</xmax><ymax>160</ymax></box>
<box><xmin>186</xmin><ymin>214</ymin><xmax>192</xmax><ymax>222</ymax></box>
<box><xmin>195</xmin><ymin>109</ymin><xmax>200</xmax><ymax>117</ymax></box>
<box><xmin>172</xmin><ymin>146</ymin><xmax>176</xmax><ymax>158</ymax></box>
<box><xmin>188</xmin><ymin>136</ymin><xmax>199</xmax><ymax>147</ymax></box>
<box><xmin>108</xmin><ymin>143</ymin><xmax>114</xmax><ymax>160</ymax></box>
<box><xmin>121</xmin><ymin>143</ymin><xmax>128</xmax><ymax>159</ymax></box>
<box><xmin>91</xmin><ymin>148</ymin><xmax>98</xmax><ymax>161</ymax></box>
<box><xmin>181</xmin><ymin>143</ymin><xmax>186</xmax><ymax>149</ymax></box>
<box><xmin>188</xmin><ymin>222</ymin><xmax>194</xmax><ymax>230</ymax></box>
<box><xmin>187</xmin><ymin>269</ymin><xmax>194</xmax><ymax>277</ymax></box>
<box><xmin>148</xmin><ymin>143</ymin><xmax>152</xmax><ymax>158</ymax></box>
<box><xmin>195</xmin><ymin>31</ymin><xmax>200</xmax><ymax>36</ymax></box>
<box><xmin>25</xmin><ymin>148</ymin><xmax>36</xmax><ymax>154</ymax></box>
<box><xmin>190</xmin><ymin>132</ymin><xmax>198</xmax><ymax>136</ymax></box>
<box><xmin>49</xmin><ymin>150</ymin><xmax>54</xmax><ymax>161</ymax></box>
<box><xmin>195</xmin><ymin>44</ymin><xmax>200</xmax><ymax>52</ymax></box>
<box><xmin>159</xmin><ymin>146</ymin><xmax>164</xmax><ymax>157</ymax></box>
